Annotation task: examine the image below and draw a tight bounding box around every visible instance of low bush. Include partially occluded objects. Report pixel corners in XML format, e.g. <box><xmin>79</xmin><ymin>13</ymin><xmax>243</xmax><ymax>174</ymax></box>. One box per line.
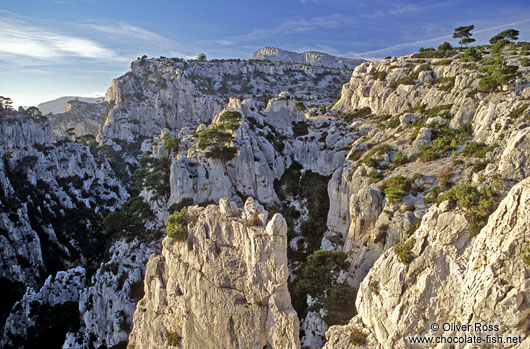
<box><xmin>394</xmin><ymin>238</ymin><xmax>415</xmax><ymax>264</ymax></box>
<box><xmin>337</xmin><ymin>107</ymin><xmax>372</xmax><ymax>122</ymax></box>
<box><xmin>166</xmin><ymin>208</ymin><xmax>188</xmax><ymax>241</ymax></box>
<box><xmin>367</xmin><ymin>170</ymin><xmax>384</xmax><ymax>183</ymax></box>
<box><xmin>350</xmin><ymin>329</ymin><xmax>368</xmax><ymax>346</ymax></box>
<box><xmin>508</xmin><ymin>103</ymin><xmax>529</xmax><ymax>119</ymax></box>
<box><xmin>392</xmin><ymin>150</ymin><xmax>408</xmax><ymax>165</ymax></box>
<box><xmin>462</xmin><ymin>142</ymin><xmax>495</xmax><ymax>158</ymax></box>
<box><xmin>168</xmin><ymin>197</ymin><xmax>193</xmax><ymax>214</ymax></box>
<box><xmin>218</xmin><ymin>110</ymin><xmax>241</xmax><ymax>122</ymax></box>
<box><xmin>295</xmin><ymin>101</ymin><xmax>306</xmax><ymax>112</ymax></box>
<box><xmin>408</xmin><ymin>220</ymin><xmax>421</xmax><ymax>235</ymax></box>
<box><xmin>383</xmin><ymin>175</ymin><xmax>410</xmax><ymax>203</ymax></box>
<box><xmin>436</xmin><ymin>183</ymin><xmax>500</xmax><ymax>236</ymax></box>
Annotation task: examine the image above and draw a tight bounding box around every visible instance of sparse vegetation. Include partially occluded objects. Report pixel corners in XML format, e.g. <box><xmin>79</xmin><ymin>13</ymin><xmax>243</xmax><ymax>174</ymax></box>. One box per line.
<box><xmin>394</xmin><ymin>237</ymin><xmax>415</xmax><ymax>264</ymax></box>
<box><xmin>367</xmin><ymin>170</ymin><xmax>384</xmax><ymax>183</ymax></box>
<box><xmin>102</xmin><ymin>196</ymin><xmax>151</xmax><ymax>235</ymax></box>
<box><xmin>295</xmin><ymin>101</ymin><xmax>306</xmax><ymax>111</ymax></box>
<box><xmin>168</xmin><ymin>197</ymin><xmax>194</xmax><ymax>214</ymax></box>
<box><xmin>436</xmin><ymin>183</ymin><xmax>500</xmax><ymax>236</ymax></box>
<box><xmin>382</xmin><ymin>175</ymin><xmax>410</xmax><ymax>203</ymax></box>
<box><xmin>350</xmin><ymin>328</ymin><xmax>368</xmax><ymax>346</ymax></box>
<box><xmin>166</xmin><ymin>331</ymin><xmax>182</xmax><ymax>347</ymax></box>
<box><xmin>133</xmin><ymin>154</ymin><xmax>171</xmax><ymax>201</ymax></box>
<box><xmin>162</xmin><ymin>134</ymin><xmax>180</xmax><ymax>155</ymax></box>
<box><xmin>337</xmin><ymin>107</ymin><xmax>372</xmax><ymax>122</ymax></box>
<box><xmin>166</xmin><ymin>207</ymin><xmax>189</xmax><ymax>241</ymax></box>
<box><xmin>462</xmin><ymin>142</ymin><xmax>495</xmax><ymax>158</ymax></box>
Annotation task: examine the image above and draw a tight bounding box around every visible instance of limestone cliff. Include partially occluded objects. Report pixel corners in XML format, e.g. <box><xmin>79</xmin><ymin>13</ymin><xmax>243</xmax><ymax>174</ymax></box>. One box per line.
<box><xmin>252</xmin><ymin>47</ymin><xmax>365</xmax><ymax>69</ymax></box>
<box><xmin>325</xmin><ymin>177</ymin><xmax>530</xmax><ymax>348</ymax></box>
<box><xmin>99</xmin><ymin>57</ymin><xmax>351</xmax><ymax>142</ymax></box>
<box><xmin>128</xmin><ymin>198</ymin><xmax>299</xmax><ymax>348</ymax></box>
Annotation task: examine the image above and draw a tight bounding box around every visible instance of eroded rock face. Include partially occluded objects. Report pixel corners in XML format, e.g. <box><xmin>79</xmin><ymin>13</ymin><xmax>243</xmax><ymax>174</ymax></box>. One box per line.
<box><xmin>498</xmin><ymin>126</ymin><xmax>530</xmax><ymax>182</ymax></box>
<box><xmin>99</xmin><ymin>57</ymin><xmax>351</xmax><ymax>141</ymax></box>
<box><xmin>49</xmin><ymin>100</ymin><xmax>108</xmax><ymax>137</ymax></box>
<box><xmin>326</xmin><ymin>177</ymin><xmax>530</xmax><ymax>348</ymax></box>
<box><xmin>251</xmin><ymin>47</ymin><xmax>364</xmax><ymax>69</ymax></box>
<box><xmin>128</xmin><ymin>198</ymin><xmax>299</xmax><ymax>349</ymax></box>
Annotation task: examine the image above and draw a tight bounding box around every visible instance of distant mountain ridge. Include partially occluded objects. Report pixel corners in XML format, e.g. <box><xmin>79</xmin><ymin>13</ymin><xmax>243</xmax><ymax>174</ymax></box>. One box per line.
<box><xmin>251</xmin><ymin>47</ymin><xmax>365</xmax><ymax>69</ymax></box>
<box><xmin>37</xmin><ymin>96</ymin><xmax>103</xmax><ymax>115</ymax></box>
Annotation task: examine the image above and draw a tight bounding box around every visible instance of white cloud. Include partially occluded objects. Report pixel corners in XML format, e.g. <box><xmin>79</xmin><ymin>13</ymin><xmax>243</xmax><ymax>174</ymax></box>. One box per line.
<box><xmin>0</xmin><ymin>16</ymin><xmax>122</xmax><ymax>62</ymax></box>
<box><xmin>85</xmin><ymin>22</ymin><xmax>168</xmax><ymax>43</ymax></box>
<box><xmin>225</xmin><ymin>14</ymin><xmax>357</xmax><ymax>43</ymax></box>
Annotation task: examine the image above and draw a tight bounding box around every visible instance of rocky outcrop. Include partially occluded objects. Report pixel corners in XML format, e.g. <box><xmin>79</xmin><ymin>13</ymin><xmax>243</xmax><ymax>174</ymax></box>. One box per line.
<box><xmin>49</xmin><ymin>100</ymin><xmax>108</xmax><ymax>137</ymax></box>
<box><xmin>252</xmin><ymin>47</ymin><xmax>364</xmax><ymax>69</ymax></box>
<box><xmin>498</xmin><ymin>126</ymin><xmax>530</xmax><ymax>182</ymax></box>
<box><xmin>65</xmin><ymin>237</ymin><xmax>162</xmax><ymax>348</ymax></box>
<box><xmin>326</xmin><ymin>177</ymin><xmax>530</xmax><ymax>348</ymax></box>
<box><xmin>333</xmin><ymin>58</ymin><xmax>529</xmax><ymax>145</ymax></box>
<box><xmin>0</xmin><ymin>109</ymin><xmax>129</xmax><ymax>346</ymax></box>
<box><xmin>99</xmin><ymin>57</ymin><xmax>351</xmax><ymax>141</ymax></box>
<box><xmin>1</xmin><ymin>267</ymin><xmax>86</xmax><ymax>347</ymax></box>
<box><xmin>128</xmin><ymin>198</ymin><xmax>299</xmax><ymax>348</ymax></box>
<box><xmin>36</xmin><ymin>96</ymin><xmax>103</xmax><ymax>115</ymax></box>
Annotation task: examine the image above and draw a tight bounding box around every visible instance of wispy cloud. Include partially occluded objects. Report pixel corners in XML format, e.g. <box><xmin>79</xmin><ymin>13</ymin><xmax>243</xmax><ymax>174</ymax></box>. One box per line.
<box><xmin>85</xmin><ymin>22</ymin><xmax>168</xmax><ymax>43</ymax></box>
<box><xmin>224</xmin><ymin>14</ymin><xmax>357</xmax><ymax>43</ymax></box>
<box><xmin>0</xmin><ymin>16</ymin><xmax>122</xmax><ymax>62</ymax></box>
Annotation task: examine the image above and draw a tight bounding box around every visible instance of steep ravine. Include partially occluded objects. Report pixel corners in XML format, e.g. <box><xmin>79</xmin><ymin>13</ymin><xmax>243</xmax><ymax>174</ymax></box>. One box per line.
<box><xmin>1</xmin><ymin>45</ymin><xmax>530</xmax><ymax>348</ymax></box>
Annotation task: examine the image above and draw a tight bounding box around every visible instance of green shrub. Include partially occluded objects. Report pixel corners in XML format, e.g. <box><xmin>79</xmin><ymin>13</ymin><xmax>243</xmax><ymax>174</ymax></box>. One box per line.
<box><xmin>424</xmin><ymin>186</ymin><xmax>443</xmax><ymax>204</ymax></box>
<box><xmin>417</xmin><ymin>122</ymin><xmax>471</xmax><ymax>161</ymax></box>
<box><xmin>432</xmin><ymin>59</ymin><xmax>452</xmax><ymax>66</ymax></box>
<box><xmin>205</xmin><ymin>145</ymin><xmax>237</xmax><ymax>160</ymax></box>
<box><xmin>478</xmin><ymin>59</ymin><xmax>519</xmax><ymax>92</ymax></box>
<box><xmin>350</xmin><ymin>329</ymin><xmax>367</xmax><ymax>346</ymax></box>
<box><xmin>424</xmin><ymin>104</ymin><xmax>453</xmax><ymax>118</ymax></box>
<box><xmin>367</xmin><ymin>170</ymin><xmax>384</xmax><ymax>183</ymax></box>
<box><xmin>370</xmin><ymin>69</ymin><xmax>388</xmax><ymax>80</ymax></box>
<box><xmin>383</xmin><ymin>175</ymin><xmax>410</xmax><ymax>203</ymax></box>
<box><xmin>103</xmin><ymin>196</ymin><xmax>151</xmax><ymax>235</ymax></box>
<box><xmin>508</xmin><ymin>103</ymin><xmax>529</xmax><ymax>119</ymax></box>
<box><xmin>198</xmin><ymin>126</ymin><xmax>237</xmax><ymax>161</ymax></box>
<box><xmin>408</xmin><ymin>220</ymin><xmax>421</xmax><ymax>235</ymax></box>
<box><xmin>387</xmin><ymin>117</ymin><xmax>400</xmax><ymax>129</ymax></box>
<box><xmin>435</xmin><ymin>76</ymin><xmax>456</xmax><ymax>91</ymax></box>
<box><xmin>166</xmin><ymin>331</ymin><xmax>182</xmax><ymax>347</ymax></box>
<box><xmin>462</xmin><ymin>142</ymin><xmax>495</xmax><ymax>158</ymax></box>
<box><xmin>392</xmin><ymin>150</ymin><xmax>408</xmax><ymax>165</ymax></box>
<box><xmin>436</xmin><ymin>183</ymin><xmax>499</xmax><ymax>236</ymax></box>
<box><xmin>390</xmin><ymin>75</ymin><xmax>415</xmax><ymax>88</ymax></box>
<box><xmin>166</xmin><ymin>207</ymin><xmax>188</xmax><ymax>241</ymax></box>
<box><xmin>162</xmin><ymin>134</ymin><xmax>180</xmax><ymax>155</ymax></box>
<box><xmin>295</xmin><ymin>101</ymin><xmax>306</xmax><ymax>112</ymax></box>
<box><xmin>218</xmin><ymin>110</ymin><xmax>242</xmax><ymax>122</ymax></box>
<box><xmin>168</xmin><ymin>197</ymin><xmax>193</xmax><ymax>214</ymax></box>
<box><xmin>324</xmin><ymin>284</ymin><xmax>357</xmax><ymax>325</ymax></box>
<box><xmin>292</xmin><ymin>250</ymin><xmax>351</xmax><ymax>317</ymax></box>
<box><xmin>394</xmin><ymin>238</ymin><xmax>415</xmax><ymax>264</ymax></box>
<box><xmin>463</xmin><ymin>47</ymin><xmax>482</xmax><ymax>62</ymax></box>
<box><xmin>337</xmin><ymin>107</ymin><xmax>372</xmax><ymax>122</ymax></box>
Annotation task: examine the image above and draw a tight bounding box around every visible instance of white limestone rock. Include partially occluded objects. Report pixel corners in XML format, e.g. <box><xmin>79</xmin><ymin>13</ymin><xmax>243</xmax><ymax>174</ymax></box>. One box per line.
<box><xmin>128</xmin><ymin>199</ymin><xmax>299</xmax><ymax>349</ymax></box>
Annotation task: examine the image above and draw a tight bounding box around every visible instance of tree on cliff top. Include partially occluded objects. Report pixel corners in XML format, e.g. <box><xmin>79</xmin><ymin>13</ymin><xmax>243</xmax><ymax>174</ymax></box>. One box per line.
<box><xmin>453</xmin><ymin>25</ymin><xmax>475</xmax><ymax>47</ymax></box>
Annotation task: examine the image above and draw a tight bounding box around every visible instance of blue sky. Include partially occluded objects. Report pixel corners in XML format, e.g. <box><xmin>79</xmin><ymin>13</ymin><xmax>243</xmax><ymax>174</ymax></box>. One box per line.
<box><xmin>1</xmin><ymin>0</ymin><xmax>530</xmax><ymax>107</ymax></box>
